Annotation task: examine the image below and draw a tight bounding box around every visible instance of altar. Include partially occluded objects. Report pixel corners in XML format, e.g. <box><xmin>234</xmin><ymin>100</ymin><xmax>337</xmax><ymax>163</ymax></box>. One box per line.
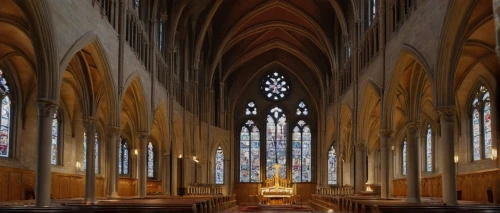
<box><xmin>258</xmin><ymin>164</ymin><xmax>296</xmax><ymax>205</ymax></box>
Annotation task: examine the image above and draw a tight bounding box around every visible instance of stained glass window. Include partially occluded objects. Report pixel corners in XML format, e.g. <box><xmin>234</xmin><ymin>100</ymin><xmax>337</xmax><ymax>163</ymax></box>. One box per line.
<box><xmin>245</xmin><ymin>102</ymin><xmax>257</xmax><ymax>115</ymax></box>
<box><xmin>119</xmin><ymin>139</ymin><xmax>129</xmax><ymax>175</ymax></box>
<box><xmin>328</xmin><ymin>145</ymin><xmax>337</xmax><ymax>185</ymax></box>
<box><xmin>472</xmin><ymin>85</ymin><xmax>493</xmax><ymax>160</ymax></box>
<box><xmin>291</xmin><ymin>120</ymin><xmax>311</xmax><ymax>182</ymax></box>
<box><xmin>0</xmin><ymin>69</ymin><xmax>10</xmax><ymax>158</ymax></box>
<box><xmin>147</xmin><ymin>142</ymin><xmax>154</xmax><ymax>178</ymax></box>
<box><xmin>426</xmin><ymin>125</ymin><xmax>432</xmax><ymax>172</ymax></box>
<box><xmin>134</xmin><ymin>0</ymin><xmax>140</xmax><ymax>9</ymax></box>
<box><xmin>402</xmin><ymin>138</ymin><xmax>407</xmax><ymax>175</ymax></box>
<box><xmin>83</xmin><ymin>133</ymin><xmax>99</xmax><ymax>173</ymax></box>
<box><xmin>266</xmin><ymin>107</ymin><xmax>287</xmax><ymax>179</ymax></box>
<box><xmin>261</xmin><ymin>72</ymin><xmax>290</xmax><ymax>101</ymax></box>
<box><xmin>240</xmin><ymin>120</ymin><xmax>260</xmax><ymax>182</ymax></box>
<box><xmin>0</xmin><ymin>97</ymin><xmax>10</xmax><ymax>158</ymax></box>
<box><xmin>483</xmin><ymin>92</ymin><xmax>492</xmax><ymax>159</ymax></box>
<box><xmin>296</xmin><ymin>101</ymin><xmax>308</xmax><ymax>115</ymax></box>
<box><xmin>215</xmin><ymin>146</ymin><xmax>224</xmax><ymax>184</ymax></box>
<box><xmin>51</xmin><ymin>112</ymin><xmax>59</xmax><ymax>165</ymax></box>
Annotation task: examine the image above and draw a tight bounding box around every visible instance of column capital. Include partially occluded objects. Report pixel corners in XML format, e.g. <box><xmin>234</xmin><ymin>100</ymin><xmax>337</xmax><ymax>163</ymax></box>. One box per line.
<box><xmin>138</xmin><ymin>132</ymin><xmax>150</xmax><ymax>140</ymax></box>
<box><xmin>406</xmin><ymin>122</ymin><xmax>420</xmax><ymax>133</ymax></box>
<box><xmin>82</xmin><ymin>117</ymin><xmax>98</xmax><ymax>127</ymax></box>
<box><xmin>35</xmin><ymin>98</ymin><xmax>59</xmax><ymax>117</ymax></box>
<box><xmin>379</xmin><ymin>129</ymin><xmax>393</xmax><ymax>138</ymax></box>
<box><xmin>435</xmin><ymin>106</ymin><xmax>456</xmax><ymax>123</ymax></box>
<box><xmin>355</xmin><ymin>141</ymin><xmax>366</xmax><ymax>152</ymax></box>
<box><xmin>107</xmin><ymin>126</ymin><xmax>121</xmax><ymax>135</ymax></box>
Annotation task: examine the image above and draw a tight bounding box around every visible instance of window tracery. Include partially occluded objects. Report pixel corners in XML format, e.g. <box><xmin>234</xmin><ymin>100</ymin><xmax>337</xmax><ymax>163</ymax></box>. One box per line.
<box><xmin>261</xmin><ymin>72</ymin><xmax>290</xmax><ymax>101</ymax></box>
<box><xmin>471</xmin><ymin>85</ymin><xmax>492</xmax><ymax>160</ymax></box>
<box><xmin>215</xmin><ymin>146</ymin><xmax>224</xmax><ymax>184</ymax></box>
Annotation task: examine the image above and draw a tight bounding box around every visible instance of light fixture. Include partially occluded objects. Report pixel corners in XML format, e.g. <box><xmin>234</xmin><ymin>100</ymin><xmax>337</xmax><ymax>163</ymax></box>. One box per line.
<box><xmin>134</xmin><ymin>149</ymin><xmax>138</xmax><ymax>155</ymax></box>
<box><xmin>178</xmin><ymin>154</ymin><xmax>182</xmax><ymax>158</ymax></box>
<box><xmin>391</xmin><ymin>145</ymin><xmax>394</xmax><ymax>151</ymax></box>
<box><xmin>193</xmin><ymin>156</ymin><xmax>199</xmax><ymax>163</ymax></box>
<box><xmin>492</xmin><ymin>148</ymin><xmax>497</xmax><ymax>160</ymax></box>
<box><xmin>454</xmin><ymin>155</ymin><xmax>459</xmax><ymax>163</ymax></box>
<box><xmin>76</xmin><ymin>161</ymin><xmax>81</xmax><ymax>171</ymax></box>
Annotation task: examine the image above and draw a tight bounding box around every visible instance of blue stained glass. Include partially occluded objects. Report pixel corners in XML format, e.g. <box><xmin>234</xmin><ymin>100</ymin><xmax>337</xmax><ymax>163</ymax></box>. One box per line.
<box><xmin>484</xmin><ymin>100</ymin><xmax>492</xmax><ymax>159</ymax></box>
<box><xmin>123</xmin><ymin>142</ymin><xmax>129</xmax><ymax>175</ymax></box>
<box><xmin>473</xmin><ymin>108</ymin><xmax>481</xmax><ymax>161</ymax></box>
<box><xmin>328</xmin><ymin>145</ymin><xmax>337</xmax><ymax>184</ymax></box>
<box><xmin>292</xmin><ymin>121</ymin><xmax>312</xmax><ymax>183</ymax></box>
<box><xmin>215</xmin><ymin>146</ymin><xmax>224</xmax><ymax>184</ymax></box>
<box><xmin>240</xmin><ymin>122</ymin><xmax>260</xmax><ymax>182</ymax></box>
<box><xmin>426</xmin><ymin>125</ymin><xmax>432</xmax><ymax>172</ymax></box>
<box><xmin>402</xmin><ymin>139</ymin><xmax>407</xmax><ymax>175</ymax></box>
<box><xmin>266</xmin><ymin>107</ymin><xmax>287</xmax><ymax>179</ymax></box>
<box><xmin>0</xmin><ymin>96</ymin><xmax>10</xmax><ymax>157</ymax></box>
<box><xmin>51</xmin><ymin>112</ymin><xmax>58</xmax><ymax>165</ymax></box>
<box><xmin>95</xmin><ymin>133</ymin><xmax>98</xmax><ymax>174</ymax></box>
<box><xmin>118</xmin><ymin>138</ymin><xmax>122</xmax><ymax>175</ymax></box>
<box><xmin>83</xmin><ymin>133</ymin><xmax>87</xmax><ymax>170</ymax></box>
<box><xmin>147</xmin><ymin>142</ymin><xmax>154</xmax><ymax>178</ymax></box>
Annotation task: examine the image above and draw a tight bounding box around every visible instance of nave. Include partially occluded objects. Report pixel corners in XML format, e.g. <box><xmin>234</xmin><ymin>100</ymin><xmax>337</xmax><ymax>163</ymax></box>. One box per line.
<box><xmin>0</xmin><ymin>0</ymin><xmax>500</xmax><ymax>212</ymax></box>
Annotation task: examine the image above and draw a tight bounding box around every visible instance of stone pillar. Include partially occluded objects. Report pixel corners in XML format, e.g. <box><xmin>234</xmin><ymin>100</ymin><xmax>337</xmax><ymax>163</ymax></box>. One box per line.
<box><xmin>224</xmin><ymin>159</ymin><xmax>230</xmax><ymax>195</ymax></box>
<box><xmin>367</xmin><ymin>152</ymin><xmax>375</xmax><ymax>184</ymax></box>
<box><xmin>35</xmin><ymin>99</ymin><xmax>59</xmax><ymax>207</ymax></box>
<box><xmin>355</xmin><ymin>141</ymin><xmax>366</xmax><ymax>192</ymax></box>
<box><xmin>83</xmin><ymin>117</ymin><xmax>97</xmax><ymax>203</ymax></box>
<box><xmin>138</xmin><ymin>134</ymin><xmax>148</xmax><ymax>198</ymax></box>
<box><xmin>437</xmin><ymin>107</ymin><xmax>457</xmax><ymax>205</ymax></box>
<box><xmin>107</xmin><ymin>126</ymin><xmax>120</xmax><ymax>198</ymax></box>
<box><xmin>379</xmin><ymin>129</ymin><xmax>392</xmax><ymax>199</ymax></box>
<box><xmin>342</xmin><ymin>162</ymin><xmax>351</xmax><ymax>186</ymax></box>
<box><xmin>162</xmin><ymin>154</ymin><xmax>171</xmax><ymax>195</ymax></box>
<box><xmin>405</xmin><ymin>123</ymin><xmax>421</xmax><ymax>203</ymax></box>
<box><xmin>171</xmin><ymin>155</ymin><xmax>178</xmax><ymax>196</ymax></box>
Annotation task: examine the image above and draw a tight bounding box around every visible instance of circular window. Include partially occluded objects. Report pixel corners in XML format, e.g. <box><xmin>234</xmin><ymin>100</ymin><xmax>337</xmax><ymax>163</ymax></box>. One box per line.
<box><xmin>261</xmin><ymin>72</ymin><xmax>290</xmax><ymax>101</ymax></box>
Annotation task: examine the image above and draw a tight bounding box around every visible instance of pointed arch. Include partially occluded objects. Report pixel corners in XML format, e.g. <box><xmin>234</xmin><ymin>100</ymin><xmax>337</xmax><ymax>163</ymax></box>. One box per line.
<box><xmin>121</xmin><ymin>73</ymin><xmax>150</xmax><ymax>132</ymax></box>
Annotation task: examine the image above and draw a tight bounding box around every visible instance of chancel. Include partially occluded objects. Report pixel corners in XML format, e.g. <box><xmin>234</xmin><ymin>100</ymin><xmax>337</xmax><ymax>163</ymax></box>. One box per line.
<box><xmin>0</xmin><ymin>0</ymin><xmax>499</xmax><ymax>212</ymax></box>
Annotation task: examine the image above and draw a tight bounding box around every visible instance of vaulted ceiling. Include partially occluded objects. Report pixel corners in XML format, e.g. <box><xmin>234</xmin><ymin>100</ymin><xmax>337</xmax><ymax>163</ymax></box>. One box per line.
<box><xmin>167</xmin><ymin>0</ymin><xmax>353</xmax><ymax>108</ymax></box>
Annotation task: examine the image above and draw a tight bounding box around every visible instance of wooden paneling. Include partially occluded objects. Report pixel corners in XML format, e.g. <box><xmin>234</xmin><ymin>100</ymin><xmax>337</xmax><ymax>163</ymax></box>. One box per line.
<box><xmin>295</xmin><ymin>183</ymin><xmax>316</xmax><ymax>202</ymax></box>
<box><xmin>233</xmin><ymin>183</ymin><xmax>259</xmax><ymax>204</ymax></box>
<box><xmin>0</xmin><ymin>166</ymin><xmax>106</xmax><ymax>201</ymax></box>
<box><xmin>392</xmin><ymin>169</ymin><xmax>499</xmax><ymax>203</ymax></box>
<box><xmin>147</xmin><ymin>180</ymin><xmax>162</xmax><ymax>194</ymax></box>
<box><xmin>118</xmin><ymin>177</ymin><xmax>137</xmax><ymax>196</ymax></box>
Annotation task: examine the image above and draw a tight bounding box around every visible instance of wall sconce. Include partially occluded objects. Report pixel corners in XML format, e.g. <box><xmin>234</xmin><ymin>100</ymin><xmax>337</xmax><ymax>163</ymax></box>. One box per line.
<box><xmin>134</xmin><ymin>149</ymin><xmax>138</xmax><ymax>155</ymax></box>
<box><xmin>492</xmin><ymin>148</ymin><xmax>497</xmax><ymax>160</ymax></box>
<box><xmin>391</xmin><ymin>145</ymin><xmax>394</xmax><ymax>151</ymax></box>
<box><xmin>193</xmin><ymin>156</ymin><xmax>199</xmax><ymax>163</ymax></box>
<box><xmin>76</xmin><ymin>161</ymin><xmax>81</xmax><ymax>171</ymax></box>
<box><xmin>178</xmin><ymin>154</ymin><xmax>182</xmax><ymax>158</ymax></box>
<box><xmin>454</xmin><ymin>155</ymin><xmax>459</xmax><ymax>164</ymax></box>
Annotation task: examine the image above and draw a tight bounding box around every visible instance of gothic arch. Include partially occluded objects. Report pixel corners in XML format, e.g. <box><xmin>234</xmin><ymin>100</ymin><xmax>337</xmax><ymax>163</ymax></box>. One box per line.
<box><xmin>121</xmin><ymin>74</ymin><xmax>150</xmax><ymax>133</ymax></box>
<box><xmin>383</xmin><ymin>45</ymin><xmax>434</xmax><ymax>131</ymax></box>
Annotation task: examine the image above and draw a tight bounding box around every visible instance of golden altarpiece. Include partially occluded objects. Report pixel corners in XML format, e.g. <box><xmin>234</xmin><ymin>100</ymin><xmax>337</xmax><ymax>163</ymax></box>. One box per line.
<box><xmin>258</xmin><ymin>164</ymin><xmax>297</xmax><ymax>205</ymax></box>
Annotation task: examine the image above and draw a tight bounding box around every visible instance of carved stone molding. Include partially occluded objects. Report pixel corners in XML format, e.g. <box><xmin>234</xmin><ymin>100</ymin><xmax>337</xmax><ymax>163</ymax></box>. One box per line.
<box><xmin>138</xmin><ymin>133</ymin><xmax>149</xmax><ymax>141</ymax></box>
<box><xmin>106</xmin><ymin>126</ymin><xmax>121</xmax><ymax>138</ymax></box>
<box><xmin>355</xmin><ymin>141</ymin><xmax>366</xmax><ymax>152</ymax></box>
<box><xmin>35</xmin><ymin>99</ymin><xmax>59</xmax><ymax>117</ymax></box>
<box><xmin>379</xmin><ymin>129</ymin><xmax>393</xmax><ymax>138</ymax></box>
<box><xmin>436</xmin><ymin>106</ymin><xmax>456</xmax><ymax>123</ymax></box>
<box><xmin>406</xmin><ymin>122</ymin><xmax>420</xmax><ymax>133</ymax></box>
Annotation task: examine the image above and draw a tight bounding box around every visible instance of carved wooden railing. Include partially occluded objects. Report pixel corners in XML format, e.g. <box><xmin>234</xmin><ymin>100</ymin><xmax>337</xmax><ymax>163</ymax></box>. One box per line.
<box><xmin>186</xmin><ymin>184</ymin><xmax>223</xmax><ymax>195</ymax></box>
<box><xmin>316</xmin><ymin>186</ymin><xmax>355</xmax><ymax>196</ymax></box>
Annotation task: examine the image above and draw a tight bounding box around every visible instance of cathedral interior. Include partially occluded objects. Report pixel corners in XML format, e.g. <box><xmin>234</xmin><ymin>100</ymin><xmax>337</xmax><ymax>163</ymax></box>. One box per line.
<box><xmin>0</xmin><ymin>0</ymin><xmax>499</xmax><ymax>212</ymax></box>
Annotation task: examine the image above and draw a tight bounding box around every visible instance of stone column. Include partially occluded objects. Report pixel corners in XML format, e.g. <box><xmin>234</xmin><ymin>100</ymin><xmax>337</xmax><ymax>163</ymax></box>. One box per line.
<box><xmin>224</xmin><ymin>159</ymin><xmax>231</xmax><ymax>195</ymax></box>
<box><xmin>406</xmin><ymin>123</ymin><xmax>421</xmax><ymax>203</ymax></box>
<box><xmin>367</xmin><ymin>152</ymin><xmax>375</xmax><ymax>184</ymax></box>
<box><xmin>171</xmin><ymin>155</ymin><xmax>178</xmax><ymax>196</ymax></box>
<box><xmin>379</xmin><ymin>129</ymin><xmax>392</xmax><ymax>199</ymax></box>
<box><xmin>138</xmin><ymin>134</ymin><xmax>148</xmax><ymax>197</ymax></box>
<box><xmin>83</xmin><ymin>117</ymin><xmax>97</xmax><ymax>203</ymax></box>
<box><xmin>355</xmin><ymin>141</ymin><xmax>366</xmax><ymax>192</ymax></box>
<box><xmin>162</xmin><ymin>153</ymin><xmax>171</xmax><ymax>195</ymax></box>
<box><xmin>437</xmin><ymin>107</ymin><xmax>457</xmax><ymax>205</ymax></box>
<box><xmin>107</xmin><ymin>126</ymin><xmax>120</xmax><ymax>198</ymax></box>
<box><xmin>35</xmin><ymin>99</ymin><xmax>59</xmax><ymax>207</ymax></box>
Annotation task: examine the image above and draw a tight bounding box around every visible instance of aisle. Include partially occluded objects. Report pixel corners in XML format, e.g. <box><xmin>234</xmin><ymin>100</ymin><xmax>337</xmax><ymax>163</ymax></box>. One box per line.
<box><xmin>240</xmin><ymin>205</ymin><xmax>311</xmax><ymax>212</ymax></box>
